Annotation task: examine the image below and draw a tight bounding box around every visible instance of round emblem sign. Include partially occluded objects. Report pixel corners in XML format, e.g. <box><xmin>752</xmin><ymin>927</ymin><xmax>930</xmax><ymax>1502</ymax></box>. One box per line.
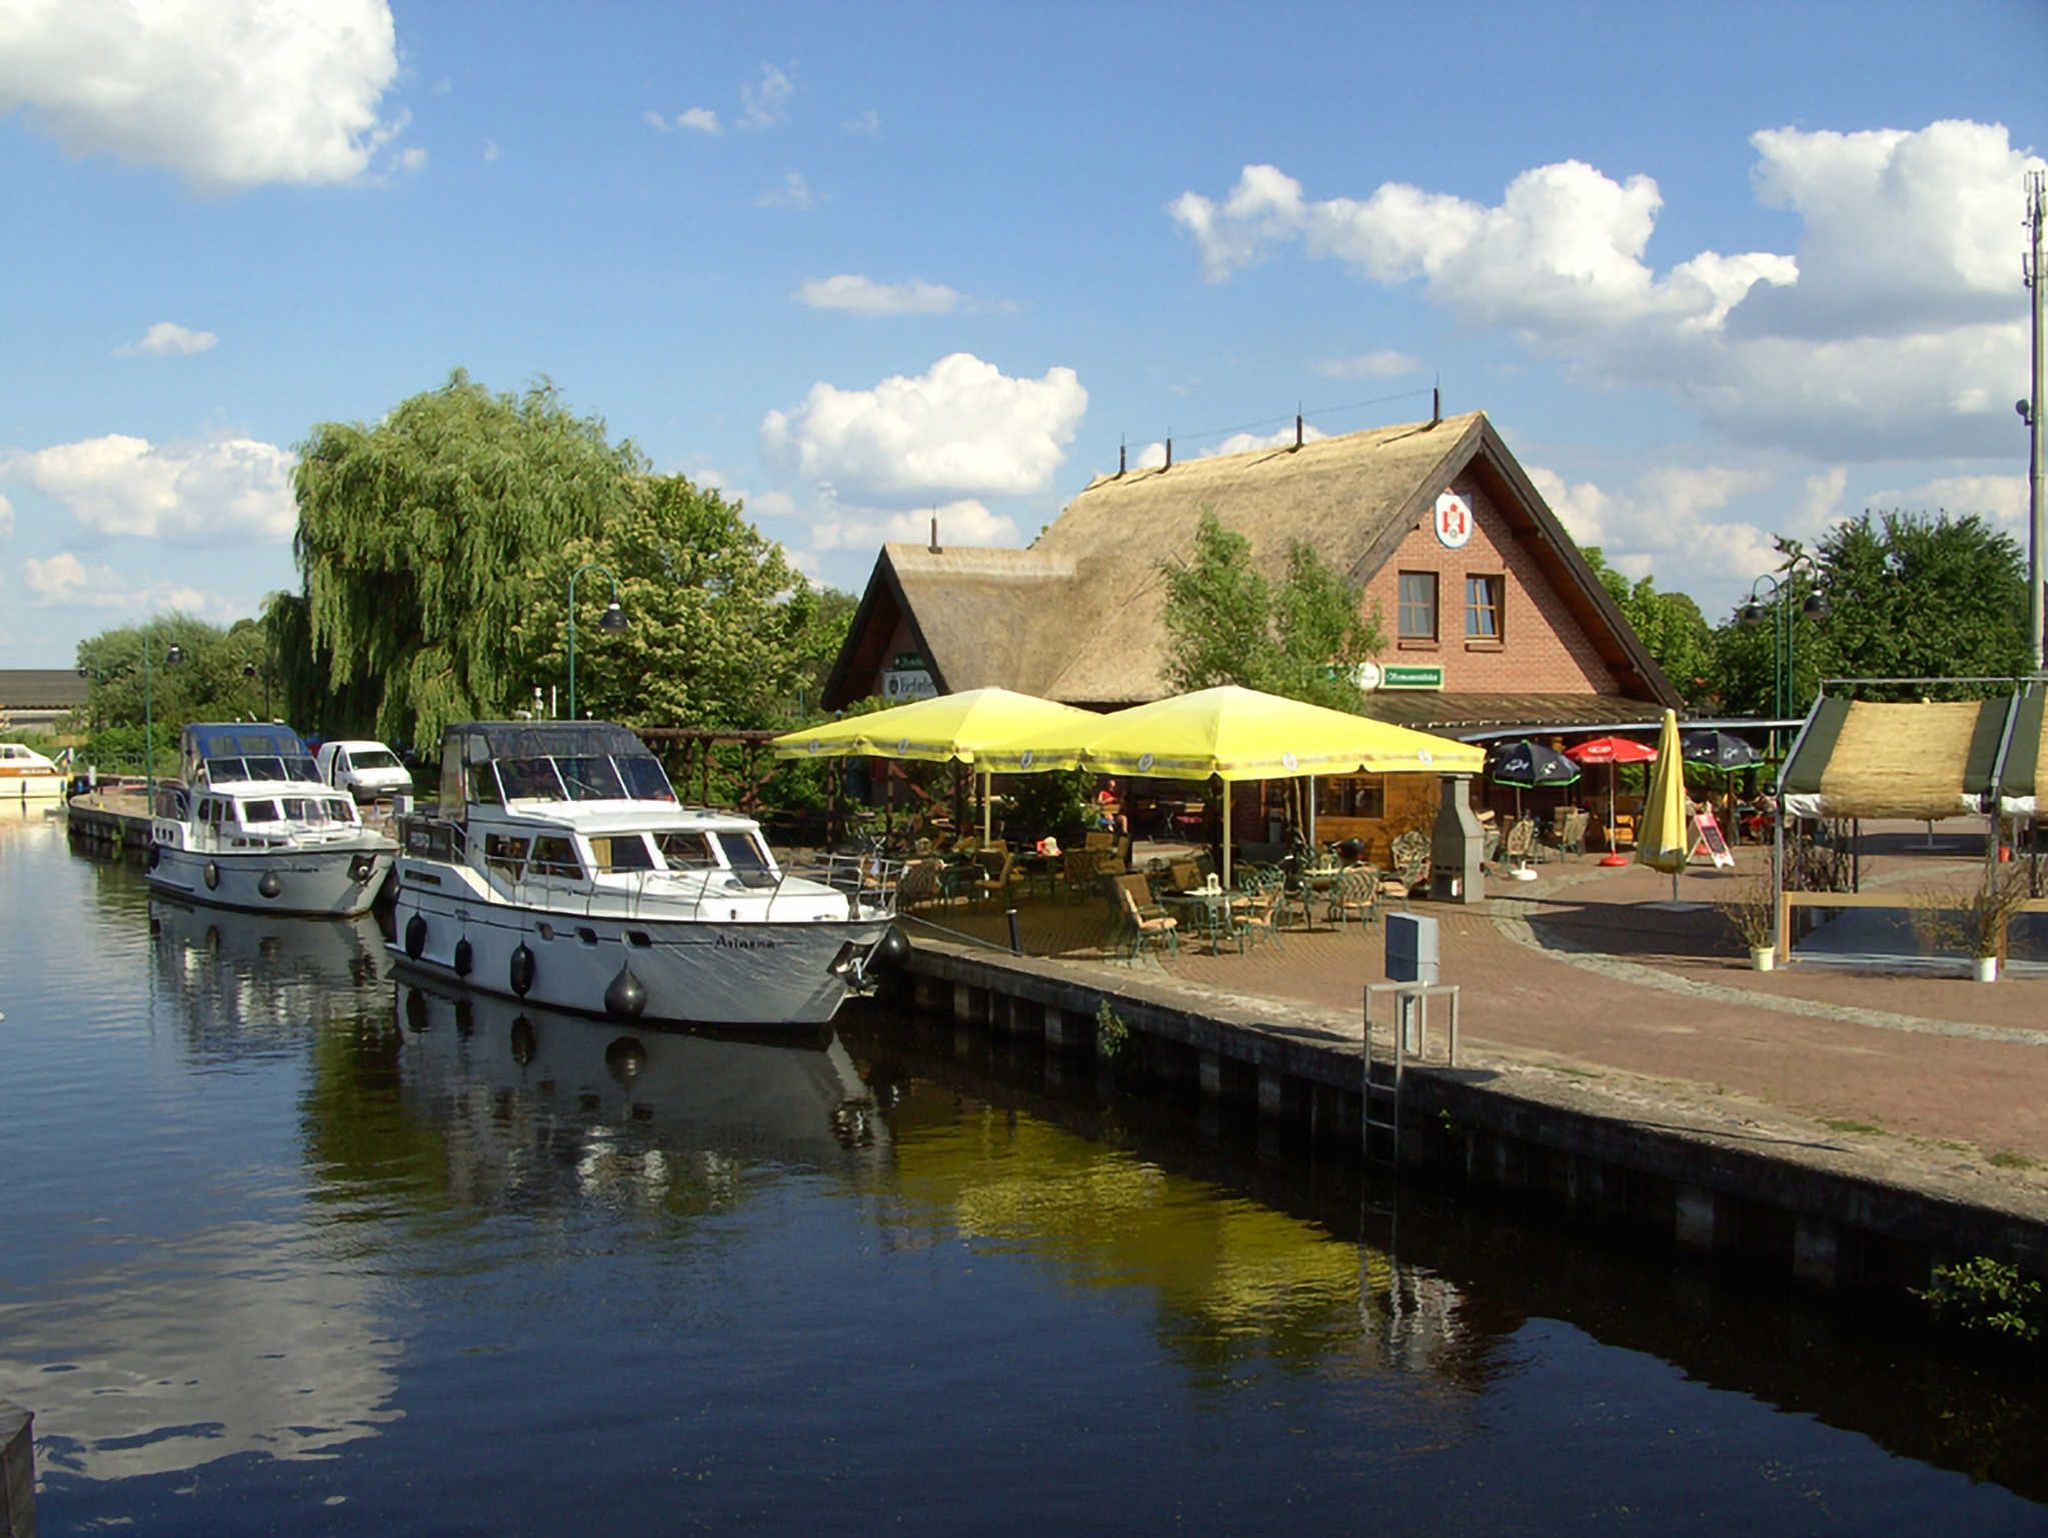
<box><xmin>1281</xmin><ymin>751</ymin><xmax>1298</xmax><ymax>772</ymax></box>
<box><xmin>896</xmin><ymin>738</ymin><xmax>911</xmax><ymax>754</ymax></box>
<box><xmin>1137</xmin><ymin>753</ymin><xmax>1156</xmax><ymax>773</ymax></box>
<box><xmin>1019</xmin><ymin>750</ymin><xmax>1036</xmax><ymax>769</ymax></box>
<box><xmin>1434</xmin><ymin>489</ymin><xmax>1473</xmax><ymax>550</ymax></box>
<box><xmin>806</xmin><ymin>739</ymin><xmax>821</xmax><ymax>755</ymax></box>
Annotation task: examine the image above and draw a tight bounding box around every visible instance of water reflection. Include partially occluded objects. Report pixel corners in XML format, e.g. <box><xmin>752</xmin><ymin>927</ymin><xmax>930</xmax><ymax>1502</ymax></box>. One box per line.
<box><xmin>151</xmin><ymin>897</ymin><xmax>387</xmax><ymax>1061</ymax></box>
<box><xmin>374</xmin><ymin>982</ymin><xmax>888</xmax><ymax>1220</ymax></box>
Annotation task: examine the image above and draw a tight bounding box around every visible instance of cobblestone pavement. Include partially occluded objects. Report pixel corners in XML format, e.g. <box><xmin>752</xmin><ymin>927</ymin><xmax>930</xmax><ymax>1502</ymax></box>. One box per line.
<box><xmin>904</xmin><ymin>825</ymin><xmax>2048</xmax><ymax>1192</ymax></box>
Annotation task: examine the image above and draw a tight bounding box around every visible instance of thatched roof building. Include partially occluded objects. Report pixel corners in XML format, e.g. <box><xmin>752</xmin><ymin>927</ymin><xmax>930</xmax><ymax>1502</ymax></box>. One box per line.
<box><xmin>824</xmin><ymin>409</ymin><xmax>1679</xmax><ymax>731</ymax></box>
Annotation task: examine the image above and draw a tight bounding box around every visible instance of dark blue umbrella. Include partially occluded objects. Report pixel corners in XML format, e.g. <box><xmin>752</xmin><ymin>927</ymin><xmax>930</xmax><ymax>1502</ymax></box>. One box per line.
<box><xmin>1488</xmin><ymin>739</ymin><xmax>1581</xmax><ymax>824</ymax></box>
<box><xmin>1488</xmin><ymin>739</ymin><xmax>1582</xmax><ymax>788</ymax></box>
<box><xmin>1681</xmin><ymin>730</ymin><xmax>1762</xmax><ymax>774</ymax></box>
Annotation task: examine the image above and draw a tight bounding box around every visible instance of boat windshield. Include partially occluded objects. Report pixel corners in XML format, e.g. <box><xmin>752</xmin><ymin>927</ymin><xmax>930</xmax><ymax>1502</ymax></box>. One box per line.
<box><xmin>713</xmin><ymin>830</ymin><xmax>775</xmax><ymax>877</ymax></box>
<box><xmin>281</xmin><ymin>795</ymin><xmax>359</xmax><ymax>824</ymax></box>
<box><xmin>496</xmin><ymin>753</ymin><xmax>673</xmax><ymax>803</ymax></box>
<box><xmin>206</xmin><ymin>755</ymin><xmax>322</xmax><ymax>784</ymax></box>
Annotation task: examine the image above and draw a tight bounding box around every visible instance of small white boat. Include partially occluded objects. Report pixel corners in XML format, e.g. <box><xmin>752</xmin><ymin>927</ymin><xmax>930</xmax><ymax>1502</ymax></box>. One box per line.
<box><xmin>389</xmin><ymin>721</ymin><xmax>905</xmax><ymax>1028</ymax></box>
<box><xmin>147</xmin><ymin>723</ymin><xmax>397</xmax><ymax>917</ymax></box>
<box><xmin>0</xmin><ymin>741</ymin><xmax>66</xmax><ymax>801</ymax></box>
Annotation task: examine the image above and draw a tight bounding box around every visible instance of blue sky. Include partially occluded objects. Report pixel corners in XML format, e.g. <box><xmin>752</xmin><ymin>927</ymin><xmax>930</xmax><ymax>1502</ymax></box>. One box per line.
<box><xmin>3</xmin><ymin>0</ymin><xmax>2045</xmax><ymax>669</ymax></box>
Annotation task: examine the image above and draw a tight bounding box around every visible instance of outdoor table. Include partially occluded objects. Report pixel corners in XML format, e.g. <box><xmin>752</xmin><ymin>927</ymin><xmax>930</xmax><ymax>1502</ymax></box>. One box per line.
<box><xmin>1161</xmin><ymin>889</ymin><xmax>1243</xmax><ymax>954</ymax></box>
<box><xmin>1280</xmin><ymin>867</ymin><xmax>1345</xmax><ymax>930</ymax></box>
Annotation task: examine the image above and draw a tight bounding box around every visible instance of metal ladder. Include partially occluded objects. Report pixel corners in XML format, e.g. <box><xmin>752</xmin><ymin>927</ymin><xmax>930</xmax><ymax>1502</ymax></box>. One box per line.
<box><xmin>1362</xmin><ymin>982</ymin><xmax>1459</xmax><ymax>1166</ymax></box>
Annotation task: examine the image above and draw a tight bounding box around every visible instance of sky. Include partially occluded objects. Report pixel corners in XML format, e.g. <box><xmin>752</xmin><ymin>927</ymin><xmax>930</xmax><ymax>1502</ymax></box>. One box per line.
<box><xmin>2</xmin><ymin>0</ymin><xmax>2045</xmax><ymax>669</ymax></box>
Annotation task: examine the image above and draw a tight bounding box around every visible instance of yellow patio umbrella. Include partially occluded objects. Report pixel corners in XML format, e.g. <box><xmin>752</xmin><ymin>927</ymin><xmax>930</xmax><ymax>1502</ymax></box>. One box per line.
<box><xmin>1634</xmin><ymin>707</ymin><xmax>1692</xmax><ymax>902</ymax></box>
<box><xmin>771</xmin><ymin>688</ymin><xmax>1099</xmax><ymax>842</ymax></box>
<box><xmin>981</xmin><ymin>685</ymin><xmax>1483</xmax><ymax>885</ymax></box>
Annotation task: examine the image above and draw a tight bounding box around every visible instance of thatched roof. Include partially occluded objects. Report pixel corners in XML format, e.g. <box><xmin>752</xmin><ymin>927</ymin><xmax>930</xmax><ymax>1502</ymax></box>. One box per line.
<box><xmin>824</xmin><ymin>409</ymin><xmax>1675</xmax><ymax>711</ymax></box>
<box><xmin>1781</xmin><ymin>696</ymin><xmax>2009</xmax><ymax>820</ymax></box>
<box><xmin>1358</xmin><ymin>692</ymin><xmax>1676</xmax><ymax>734</ymax></box>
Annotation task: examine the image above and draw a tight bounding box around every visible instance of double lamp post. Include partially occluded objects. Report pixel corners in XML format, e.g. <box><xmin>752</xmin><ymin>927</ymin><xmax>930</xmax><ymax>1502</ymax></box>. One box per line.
<box><xmin>565</xmin><ymin>562</ymin><xmax>627</xmax><ymax>721</ymax></box>
<box><xmin>1737</xmin><ymin>550</ymin><xmax>1827</xmax><ymax>753</ymax></box>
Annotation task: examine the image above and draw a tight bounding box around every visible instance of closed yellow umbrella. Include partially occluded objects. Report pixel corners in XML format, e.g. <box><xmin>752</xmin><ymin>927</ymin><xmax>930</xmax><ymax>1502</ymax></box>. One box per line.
<box><xmin>1634</xmin><ymin>708</ymin><xmax>1691</xmax><ymax>901</ymax></box>
<box><xmin>981</xmin><ymin>685</ymin><xmax>1483</xmax><ymax>884</ymax></box>
<box><xmin>771</xmin><ymin>688</ymin><xmax>1099</xmax><ymax>843</ymax></box>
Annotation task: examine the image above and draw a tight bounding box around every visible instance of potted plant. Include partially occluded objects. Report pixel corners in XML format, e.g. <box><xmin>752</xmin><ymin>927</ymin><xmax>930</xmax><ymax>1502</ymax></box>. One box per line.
<box><xmin>1715</xmin><ymin>874</ymin><xmax>1778</xmax><ymax>970</ymax></box>
<box><xmin>1911</xmin><ymin>862</ymin><xmax>2034</xmax><ymax>982</ymax></box>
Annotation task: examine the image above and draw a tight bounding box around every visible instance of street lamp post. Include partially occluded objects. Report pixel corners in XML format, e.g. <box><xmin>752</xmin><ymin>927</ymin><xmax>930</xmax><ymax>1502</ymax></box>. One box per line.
<box><xmin>1738</xmin><ymin>553</ymin><xmax>1827</xmax><ymax>754</ymax></box>
<box><xmin>565</xmin><ymin>563</ymin><xmax>626</xmax><ymax>721</ymax></box>
<box><xmin>141</xmin><ymin>637</ymin><xmax>185</xmax><ymax>805</ymax></box>
<box><xmin>242</xmin><ymin>661</ymin><xmax>272</xmax><ymax>720</ymax></box>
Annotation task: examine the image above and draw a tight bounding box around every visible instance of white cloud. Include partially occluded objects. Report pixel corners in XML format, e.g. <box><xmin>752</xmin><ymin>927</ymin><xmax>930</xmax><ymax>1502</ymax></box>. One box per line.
<box><xmin>114</xmin><ymin>321</ymin><xmax>218</xmax><ymax>358</ymax></box>
<box><xmin>795</xmin><ymin>275</ymin><xmax>968</xmax><ymax>315</ymax></box>
<box><xmin>1870</xmin><ymin>473</ymin><xmax>2029</xmax><ymax>530</ymax></box>
<box><xmin>482</xmin><ymin>139</ymin><xmax>499</xmax><ymax>162</ymax></box>
<box><xmin>396</xmin><ymin>145</ymin><xmax>426</xmax><ymax>174</ymax></box>
<box><xmin>2</xmin><ymin>434</ymin><xmax>296</xmax><ymax>541</ymax></box>
<box><xmin>761</xmin><ymin>352</ymin><xmax>1088</xmax><ymax>507</ymax></box>
<box><xmin>757</xmin><ymin>171</ymin><xmax>814</xmax><ymax>209</ymax></box>
<box><xmin>740</xmin><ymin>63</ymin><xmax>793</xmax><ymax>130</ymax></box>
<box><xmin>1528</xmin><ymin>462</ymin><xmax>1778</xmax><ymax>585</ymax></box>
<box><xmin>20</xmin><ymin>550</ymin><xmax>225</xmax><ymax>615</ymax></box>
<box><xmin>1126</xmin><ymin>423</ymin><xmax>1326</xmax><ymax>471</ymax></box>
<box><xmin>647</xmin><ymin>105</ymin><xmax>720</xmax><ymax>135</ymax></box>
<box><xmin>1169</xmin><ymin>122</ymin><xmax>2046</xmax><ymax>460</ymax></box>
<box><xmin>808</xmin><ymin>498</ymin><xmax>1021</xmax><ymax>553</ymax></box>
<box><xmin>0</xmin><ymin>491</ymin><xmax>13</xmax><ymax>537</ymax></box>
<box><xmin>1311</xmin><ymin>350</ymin><xmax>1418</xmax><ymax>380</ymax></box>
<box><xmin>843</xmin><ymin>109</ymin><xmax>881</xmax><ymax>138</ymax></box>
<box><xmin>0</xmin><ymin>0</ymin><xmax>408</xmax><ymax>191</ymax></box>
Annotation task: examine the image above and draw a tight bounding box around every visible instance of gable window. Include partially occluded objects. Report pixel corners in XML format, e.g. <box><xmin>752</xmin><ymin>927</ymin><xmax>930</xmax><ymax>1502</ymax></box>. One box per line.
<box><xmin>1465</xmin><ymin>574</ymin><xmax>1504</xmax><ymax>642</ymax></box>
<box><xmin>1397</xmin><ymin>572</ymin><xmax>1438</xmax><ymax>642</ymax></box>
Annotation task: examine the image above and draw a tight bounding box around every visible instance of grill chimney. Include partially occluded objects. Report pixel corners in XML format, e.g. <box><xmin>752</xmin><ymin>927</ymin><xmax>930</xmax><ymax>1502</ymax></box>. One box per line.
<box><xmin>929</xmin><ymin>512</ymin><xmax>941</xmax><ymax>554</ymax></box>
<box><xmin>1118</xmin><ymin>438</ymin><xmax>1126</xmax><ymax>477</ymax></box>
<box><xmin>1430</xmin><ymin>384</ymin><xmax>1441</xmax><ymax>427</ymax></box>
<box><xmin>1164</xmin><ymin>436</ymin><xmax>1173</xmax><ymax>470</ymax></box>
<box><xmin>1294</xmin><ymin>411</ymin><xmax>1304</xmax><ymax>450</ymax></box>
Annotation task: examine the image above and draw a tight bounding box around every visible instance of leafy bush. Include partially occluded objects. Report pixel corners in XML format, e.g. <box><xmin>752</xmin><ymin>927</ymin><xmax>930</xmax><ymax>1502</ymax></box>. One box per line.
<box><xmin>1917</xmin><ymin>1257</ymin><xmax>2043</xmax><ymax>1342</ymax></box>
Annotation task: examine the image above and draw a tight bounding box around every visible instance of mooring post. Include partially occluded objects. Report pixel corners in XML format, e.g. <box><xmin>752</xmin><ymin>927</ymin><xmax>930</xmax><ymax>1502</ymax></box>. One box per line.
<box><xmin>0</xmin><ymin>1399</ymin><xmax>34</xmax><ymax>1538</ymax></box>
<box><xmin>1005</xmin><ymin>907</ymin><xmax>1022</xmax><ymax>955</ymax></box>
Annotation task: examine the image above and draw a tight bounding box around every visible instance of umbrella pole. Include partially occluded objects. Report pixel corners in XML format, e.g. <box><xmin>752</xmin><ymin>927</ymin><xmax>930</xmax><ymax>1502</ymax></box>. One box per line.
<box><xmin>1223</xmin><ymin>782</ymin><xmax>1232</xmax><ymax>888</ymax></box>
<box><xmin>983</xmin><ymin>769</ymin><xmax>992</xmax><ymax>845</ymax></box>
<box><xmin>1600</xmin><ymin>763</ymin><xmax>1628</xmax><ymax>867</ymax></box>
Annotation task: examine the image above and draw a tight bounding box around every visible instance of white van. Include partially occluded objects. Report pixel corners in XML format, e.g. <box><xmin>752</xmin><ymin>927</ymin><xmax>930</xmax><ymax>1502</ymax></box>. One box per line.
<box><xmin>315</xmin><ymin>740</ymin><xmax>414</xmax><ymax>803</ymax></box>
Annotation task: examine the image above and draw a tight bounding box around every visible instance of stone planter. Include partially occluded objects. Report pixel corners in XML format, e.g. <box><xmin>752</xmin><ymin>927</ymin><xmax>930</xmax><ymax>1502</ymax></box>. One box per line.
<box><xmin>1749</xmin><ymin>944</ymin><xmax>1775</xmax><ymax>973</ymax></box>
<box><xmin>1972</xmin><ymin>954</ymin><xmax>1998</xmax><ymax>984</ymax></box>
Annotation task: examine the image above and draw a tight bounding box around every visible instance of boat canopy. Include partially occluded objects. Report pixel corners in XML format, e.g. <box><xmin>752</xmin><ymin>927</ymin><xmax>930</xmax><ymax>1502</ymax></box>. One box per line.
<box><xmin>438</xmin><ymin>721</ymin><xmax>677</xmax><ymax>815</ymax></box>
<box><xmin>181</xmin><ymin>722</ymin><xmax>320</xmax><ymax>786</ymax></box>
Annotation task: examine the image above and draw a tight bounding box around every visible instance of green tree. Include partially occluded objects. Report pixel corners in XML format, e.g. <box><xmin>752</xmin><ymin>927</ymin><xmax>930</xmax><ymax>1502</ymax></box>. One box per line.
<box><xmin>1581</xmin><ymin>547</ymin><xmax>1715</xmax><ymax>706</ymax></box>
<box><xmin>1805</xmin><ymin>513</ymin><xmax>2031</xmax><ymax>696</ymax></box>
<box><xmin>514</xmin><ymin>473</ymin><xmax>839</xmax><ymax>731</ymax></box>
<box><xmin>72</xmin><ymin>613</ymin><xmax>280</xmax><ymax>768</ymax></box>
<box><xmin>1160</xmin><ymin>510</ymin><xmax>1383</xmax><ymax>711</ymax></box>
<box><xmin>290</xmin><ymin>371</ymin><xmax>647</xmax><ymax>745</ymax></box>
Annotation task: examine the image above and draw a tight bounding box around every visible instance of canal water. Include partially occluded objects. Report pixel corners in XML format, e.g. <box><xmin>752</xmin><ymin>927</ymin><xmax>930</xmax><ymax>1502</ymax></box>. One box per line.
<box><xmin>4</xmin><ymin>811</ymin><xmax>2047</xmax><ymax>1536</ymax></box>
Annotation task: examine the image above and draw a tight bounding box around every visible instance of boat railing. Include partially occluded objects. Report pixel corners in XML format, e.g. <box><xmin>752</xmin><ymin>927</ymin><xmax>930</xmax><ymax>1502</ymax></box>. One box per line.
<box><xmin>521</xmin><ymin>851</ymin><xmax>903</xmax><ymax>925</ymax></box>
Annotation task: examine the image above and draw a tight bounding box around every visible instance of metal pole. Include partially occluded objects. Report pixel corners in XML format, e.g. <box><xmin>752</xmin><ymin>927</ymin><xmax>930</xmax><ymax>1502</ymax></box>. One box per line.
<box><xmin>566</xmin><ymin>567</ymin><xmax>581</xmax><ymax>722</ymax></box>
<box><xmin>143</xmin><ymin>638</ymin><xmax>153</xmax><ymax>805</ymax></box>
<box><xmin>2028</xmin><ymin>169</ymin><xmax>2045</xmax><ymax>671</ymax></box>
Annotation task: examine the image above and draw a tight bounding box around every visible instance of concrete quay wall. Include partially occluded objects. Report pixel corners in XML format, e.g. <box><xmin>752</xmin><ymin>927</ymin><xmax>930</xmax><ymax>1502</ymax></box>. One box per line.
<box><xmin>898</xmin><ymin>941</ymin><xmax>2048</xmax><ymax>1298</ymax></box>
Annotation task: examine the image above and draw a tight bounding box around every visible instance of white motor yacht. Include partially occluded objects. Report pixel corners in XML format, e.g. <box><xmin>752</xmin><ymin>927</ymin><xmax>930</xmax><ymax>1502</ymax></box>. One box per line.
<box><xmin>147</xmin><ymin>723</ymin><xmax>397</xmax><ymax>917</ymax></box>
<box><xmin>389</xmin><ymin>721</ymin><xmax>904</xmax><ymax>1028</ymax></box>
<box><xmin>1</xmin><ymin>741</ymin><xmax>66</xmax><ymax>802</ymax></box>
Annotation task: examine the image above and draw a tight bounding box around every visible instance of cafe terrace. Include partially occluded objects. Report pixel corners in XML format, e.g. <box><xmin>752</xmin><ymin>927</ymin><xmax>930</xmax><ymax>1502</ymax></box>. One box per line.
<box><xmin>822</xmin><ymin>408</ymin><xmax>1682</xmax><ymax>859</ymax></box>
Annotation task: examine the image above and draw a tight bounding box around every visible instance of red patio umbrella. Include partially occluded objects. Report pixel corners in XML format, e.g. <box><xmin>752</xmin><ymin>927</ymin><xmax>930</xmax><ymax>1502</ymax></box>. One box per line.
<box><xmin>1565</xmin><ymin>736</ymin><xmax>1659</xmax><ymax>866</ymax></box>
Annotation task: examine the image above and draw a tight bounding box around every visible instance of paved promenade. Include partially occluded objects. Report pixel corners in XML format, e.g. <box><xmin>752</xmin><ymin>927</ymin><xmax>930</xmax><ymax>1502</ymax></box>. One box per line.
<box><xmin>907</xmin><ymin>825</ymin><xmax>2048</xmax><ymax>1214</ymax></box>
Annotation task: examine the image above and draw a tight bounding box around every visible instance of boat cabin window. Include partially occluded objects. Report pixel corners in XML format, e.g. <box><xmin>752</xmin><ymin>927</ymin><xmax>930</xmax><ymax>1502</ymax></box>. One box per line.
<box><xmin>241</xmin><ymin>799</ymin><xmax>283</xmax><ymax>824</ymax></box>
<box><xmin>484</xmin><ymin>833</ymin><xmax>530</xmax><ymax>880</ymax></box>
<box><xmin>713</xmin><ymin>831</ymin><xmax>774</xmax><ymax>876</ymax></box>
<box><xmin>654</xmin><ymin>830</ymin><xmax>717</xmax><ymax>871</ymax></box>
<box><xmin>527</xmin><ymin>835</ymin><xmax>583</xmax><ymax>880</ymax></box>
<box><xmin>281</xmin><ymin>796</ymin><xmax>356</xmax><ymax>824</ymax></box>
<box><xmin>589</xmin><ymin>833</ymin><xmax>657</xmax><ymax>872</ymax></box>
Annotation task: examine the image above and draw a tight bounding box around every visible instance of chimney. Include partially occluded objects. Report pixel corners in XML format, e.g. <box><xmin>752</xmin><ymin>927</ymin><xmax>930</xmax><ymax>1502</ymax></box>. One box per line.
<box><xmin>928</xmin><ymin>512</ymin><xmax>941</xmax><ymax>554</ymax></box>
<box><xmin>1164</xmin><ymin>436</ymin><xmax>1173</xmax><ymax>470</ymax></box>
<box><xmin>1118</xmin><ymin>438</ymin><xmax>1126</xmax><ymax>477</ymax></box>
<box><xmin>1430</xmin><ymin>383</ymin><xmax>1441</xmax><ymax>427</ymax></box>
<box><xmin>1294</xmin><ymin>411</ymin><xmax>1304</xmax><ymax>450</ymax></box>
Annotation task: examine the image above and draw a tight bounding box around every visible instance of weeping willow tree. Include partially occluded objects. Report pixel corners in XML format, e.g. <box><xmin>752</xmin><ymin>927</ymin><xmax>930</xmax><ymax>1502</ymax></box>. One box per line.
<box><xmin>291</xmin><ymin>371</ymin><xmax>646</xmax><ymax>744</ymax></box>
